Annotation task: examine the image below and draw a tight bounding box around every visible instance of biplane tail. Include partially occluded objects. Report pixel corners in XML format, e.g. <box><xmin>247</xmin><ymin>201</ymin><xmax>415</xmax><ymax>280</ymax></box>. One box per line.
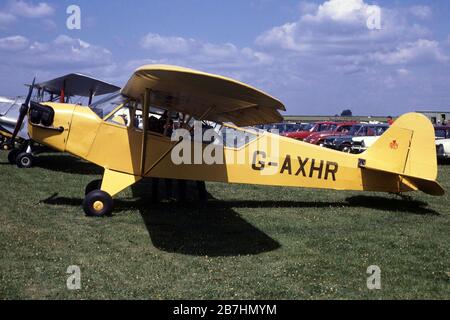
<box><xmin>362</xmin><ymin>112</ymin><xmax>445</xmax><ymax>196</ymax></box>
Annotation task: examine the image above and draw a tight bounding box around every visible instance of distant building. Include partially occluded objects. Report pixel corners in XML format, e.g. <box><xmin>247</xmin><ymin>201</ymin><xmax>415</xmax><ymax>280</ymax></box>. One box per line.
<box><xmin>416</xmin><ymin>111</ymin><xmax>450</xmax><ymax>125</ymax></box>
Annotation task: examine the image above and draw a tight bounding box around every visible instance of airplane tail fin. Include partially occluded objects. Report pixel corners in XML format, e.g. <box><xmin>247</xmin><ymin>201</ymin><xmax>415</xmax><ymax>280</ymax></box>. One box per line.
<box><xmin>362</xmin><ymin>113</ymin><xmax>444</xmax><ymax>196</ymax></box>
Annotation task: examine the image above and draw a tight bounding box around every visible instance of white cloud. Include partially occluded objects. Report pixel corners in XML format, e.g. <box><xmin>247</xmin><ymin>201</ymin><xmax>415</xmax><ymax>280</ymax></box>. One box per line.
<box><xmin>298</xmin><ymin>2</ymin><xmax>319</xmax><ymax>15</ymax></box>
<box><xmin>409</xmin><ymin>5</ymin><xmax>432</xmax><ymax>20</ymax></box>
<box><xmin>139</xmin><ymin>33</ymin><xmax>273</xmax><ymax>71</ymax></box>
<box><xmin>370</xmin><ymin>39</ymin><xmax>448</xmax><ymax>65</ymax></box>
<box><xmin>140</xmin><ymin>33</ymin><xmax>195</xmax><ymax>54</ymax></box>
<box><xmin>397</xmin><ymin>68</ymin><xmax>410</xmax><ymax>76</ymax></box>
<box><xmin>1</xmin><ymin>35</ymin><xmax>113</xmax><ymax>71</ymax></box>
<box><xmin>0</xmin><ymin>35</ymin><xmax>29</xmax><ymax>51</ymax></box>
<box><xmin>256</xmin><ymin>0</ymin><xmax>443</xmax><ymax>66</ymax></box>
<box><xmin>304</xmin><ymin>0</ymin><xmax>377</xmax><ymax>24</ymax></box>
<box><xmin>9</xmin><ymin>0</ymin><xmax>54</xmax><ymax>18</ymax></box>
<box><xmin>252</xmin><ymin>0</ymin><xmax>450</xmax><ymax>114</ymax></box>
<box><xmin>0</xmin><ymin>11</ymin><xmax>16</xmax><ymax>28</ymax></box>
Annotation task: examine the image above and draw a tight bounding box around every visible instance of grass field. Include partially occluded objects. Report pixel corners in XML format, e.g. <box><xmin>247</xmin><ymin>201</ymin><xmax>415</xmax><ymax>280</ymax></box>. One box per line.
<box><xmin>0</xmin><ymin>151</ymin><xmax>449</xmax><ymax>300</ymax></box>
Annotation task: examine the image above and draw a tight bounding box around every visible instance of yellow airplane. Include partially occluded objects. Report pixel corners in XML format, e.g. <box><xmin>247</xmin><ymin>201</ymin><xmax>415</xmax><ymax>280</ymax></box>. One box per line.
<box><xmin>9</xmin><ymin>64</ymin><xmax>444</xmax><ymax>217</ymax></box>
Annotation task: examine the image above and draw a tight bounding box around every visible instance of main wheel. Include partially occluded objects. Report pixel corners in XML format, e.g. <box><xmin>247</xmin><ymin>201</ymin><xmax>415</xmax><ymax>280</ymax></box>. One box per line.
<box><xmin>16</xmin><ymin>152</ymin><xmax>33</xmax><ymax>168</ymax></box>
<box><xmin>83</xmin><ymin>190</ymin><xmax>113</xmax><ymax>217</ymax></box>
<box><xmin>8</xmin><ymin>149</ymin><xmax>20</xmax><ymax>164</ymax></box>
<box><xmin>85</xmin><ymin>179</ymin><xmax>102</xmax><ymax>195</ymax></box>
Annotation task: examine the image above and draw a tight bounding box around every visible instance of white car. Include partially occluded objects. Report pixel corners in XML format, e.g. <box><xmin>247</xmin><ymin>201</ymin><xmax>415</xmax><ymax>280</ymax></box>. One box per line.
<box><xmin>350</xmin><ymin>125</ymin><xmax>389</xmax><ymax>153</ymax></box>
<box><xmin>436</xmin><ymin>139</ymin><xmax>450</xmax><ymax>160</ymax></box>
<box><xmin>435</xmin><ymin>127</ymin><xmax>450</xmax><ymax>161</ymax></box>
<box><xmin>351</xmin><ymin>136</ymin><xmax>380</xmax><ymax>153</ymax></box>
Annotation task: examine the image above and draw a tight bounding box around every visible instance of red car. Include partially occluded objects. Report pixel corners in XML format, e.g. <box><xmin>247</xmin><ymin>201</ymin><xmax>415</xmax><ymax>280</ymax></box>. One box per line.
<box><xmin>282</xmin><ymin>122</ymin><xmax>338</xmax><ymax>141</ymax></box>
<box><xmin>303</xmin><ymin>122</ymin><xmax>357</xmax><ymax>145</ymax></box>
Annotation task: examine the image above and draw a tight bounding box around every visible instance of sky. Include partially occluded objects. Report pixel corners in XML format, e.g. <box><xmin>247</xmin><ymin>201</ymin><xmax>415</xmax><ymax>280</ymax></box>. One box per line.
<box><xmin>0</xmin><ymin>0</ymin><xmax>449</xmax><ymax>116</ymax></box>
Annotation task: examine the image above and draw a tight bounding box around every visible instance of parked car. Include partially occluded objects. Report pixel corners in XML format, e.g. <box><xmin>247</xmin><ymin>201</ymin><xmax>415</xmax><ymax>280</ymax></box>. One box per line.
<box><xmin>282</xmin><ymin>121</ymin><xmax>338</xmax><ymax>141</ymax></box>
<box><xmin>323</xmin><ymin>123</ymin><xmax>389</xmax><ymax>152</ymax></box>
<box><xmin>273</xmin><ymin>123</ymin><xmax>304</xmax><ymax>135</ymax></box>
<box><xmin>303</xmin><ymin>122</ymin><xmax>357</xmax><ymax>145</ymax></box>
<box><xmin>435</xmin><ymin>126</ymin><xmax>450</xmax><ymax>161</ymax></box>
<box><xmin>256</xmin><ymin>122</ymin><xmax>303</xmax><ymax>135</ymax></box>
<box><xmin>351</xmin><ymin>125</ymin><xmax>390</xmax><ymax>153</ymax></box>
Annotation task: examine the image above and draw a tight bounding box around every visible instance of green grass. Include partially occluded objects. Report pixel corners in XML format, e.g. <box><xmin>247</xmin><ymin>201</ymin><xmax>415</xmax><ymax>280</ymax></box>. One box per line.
<box><xmin>0</xmin><ymin>152</ymin><xmax>449</xmax><ymax>299</ymax></box>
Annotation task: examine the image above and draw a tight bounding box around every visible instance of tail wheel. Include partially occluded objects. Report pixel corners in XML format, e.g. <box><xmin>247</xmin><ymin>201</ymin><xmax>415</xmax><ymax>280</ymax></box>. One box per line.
<box><xmin>16</xmin><ymin>152</ymin><xmax>33</xmax><ymax>168</ymax></box>
<box><xmin>8</xmin><ymin>149</ymin><xmax>20</xmax><ymax>164</ymax></box>
<box><xmin>83</xmin><ymin>190</ymin><xmax>113</xmax><ymax>217</ymax></box>
<box><xmin>85</xmin><ymin>179</ymin><xmax>102</xmax><ymax>195</ymax></box>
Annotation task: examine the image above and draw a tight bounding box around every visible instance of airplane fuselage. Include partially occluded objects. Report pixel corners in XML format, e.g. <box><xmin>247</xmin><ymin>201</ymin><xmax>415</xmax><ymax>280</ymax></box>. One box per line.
<box><xmin>29</xmin><ymin>103</ymin><xmax>411</xmax><ymax>198</ymax></box>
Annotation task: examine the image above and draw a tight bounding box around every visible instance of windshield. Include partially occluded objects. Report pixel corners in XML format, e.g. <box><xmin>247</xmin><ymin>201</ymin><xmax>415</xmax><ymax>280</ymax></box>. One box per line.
<box><xmin>89</xmin><ymin>91</ymin><xmax>127</xmax><ymax>119</ymax></box>
<box><xmin>317</xmin><ymin>123</ymin><xmax>334</xmax><ymax>132</ymax></box>
<box><xmin>348</xmin><ymin>125</ymin><xmax>362</xmax><ymax>135</ymax></box>
<box><xmin>219</xmin><ymin>125</ymin><xmax>258</xmax><ymax>149</ymax></box>
<box><xmin>374</xmin><ymin>126</ymin><xmax>389</xmax><ymax>136</ymax></box>
<box><xmin>300</xmin><ymin>123</ymin><xmax>314</xmax><ymax>131</ymax></box>
<box><xmin>435</xmin><ymin>129</ymin><xmax>446</xmax><ymax>138</ymax></box>
<box><xmin>285</xmin><ymin>124</ymin><xmax>299</xmax><ymax>132</ymax></box>
<box><xmin>337</xmin><ymin>125</ymin><xmax>353</xmax><ymax>133</ymax></box>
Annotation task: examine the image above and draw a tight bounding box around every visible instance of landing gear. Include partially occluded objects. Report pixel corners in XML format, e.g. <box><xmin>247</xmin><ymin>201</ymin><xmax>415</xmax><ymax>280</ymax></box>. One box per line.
<box><xmin>85</xmin><ymin>179</ymin><xmax>102</xmax><ymax>195</ymax></box>
<box><xmin>83</xmin><ymin>189</ymin><xmax>114</xmax><ymax>217</ymax></box>
<box><xmin>8</xmin><ymin>149</ymin><xmax>20</xmax><ymax>164</ymax></box>
<box><xmin>16</xmin><ymin>152</ymin><xmax>33</xmax><ymax>168</ymax></box>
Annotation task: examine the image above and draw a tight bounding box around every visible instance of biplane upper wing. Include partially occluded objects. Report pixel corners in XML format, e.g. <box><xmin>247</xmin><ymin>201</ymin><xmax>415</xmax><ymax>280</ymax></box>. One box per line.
<box><xmin>121</xmin><ymin>65</ymin><xmax>285</xmax><ymax>126</ymax></box>
<box><xmin>33</xmin><ymin>73</ymin><xmax>120</xmax><ymax>97</ymax></box>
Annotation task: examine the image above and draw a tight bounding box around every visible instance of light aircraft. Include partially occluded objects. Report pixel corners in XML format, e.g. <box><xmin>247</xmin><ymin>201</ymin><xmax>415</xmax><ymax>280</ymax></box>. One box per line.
<box><xmin>10</xmin><ymin>64</ymin><xmax>444</xmax><ymax>217</ymax></box>
<box><xmin>0</xmin><ymin>73</ymin><xmax>119</xmax><ymax>167</ymax></box>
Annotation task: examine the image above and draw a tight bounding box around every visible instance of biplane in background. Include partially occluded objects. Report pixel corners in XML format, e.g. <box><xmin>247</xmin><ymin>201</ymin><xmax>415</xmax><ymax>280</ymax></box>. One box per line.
<box><xmin>0</xmin><ymin>73</ymin><xmax>119</xmax><ymax>167</ymax></box>
<box><xmin>7</xmin><ymin>64</ymin><xmax>444</xmax><ymax>217</ymax></box>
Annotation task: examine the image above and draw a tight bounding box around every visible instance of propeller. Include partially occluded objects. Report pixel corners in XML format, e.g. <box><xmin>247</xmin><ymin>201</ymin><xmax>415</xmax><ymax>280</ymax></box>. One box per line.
<box><xmin>7</xmin><ymin>77</ymin><xmax>36</xmax><ymax>147</ymax></box>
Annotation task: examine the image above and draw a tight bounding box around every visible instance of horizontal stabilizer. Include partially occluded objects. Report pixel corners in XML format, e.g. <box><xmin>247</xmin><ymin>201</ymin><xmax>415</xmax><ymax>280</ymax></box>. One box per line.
<box><xmin>400</xmin><ymin>175</ymin><xmax>445</xmax><ymax>196</ymax></box>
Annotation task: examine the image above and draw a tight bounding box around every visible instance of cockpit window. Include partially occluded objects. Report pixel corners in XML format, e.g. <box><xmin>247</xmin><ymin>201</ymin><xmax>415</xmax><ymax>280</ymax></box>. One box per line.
<box><xmin>106</xmin><ymin>105</ymin><xmax>131</xmax><ymax>127</ymax></box>
<box><xmin>348</xmin><ymin>125</ymin><xmax>362</xmax><ymax>135</ymax></box>
<box><xmin>218</xmin><ymin>125</ymin><xmax>258</xmax><ymax>149</ymax></box>
<box><xmin>89</xmin><ymin>91</ymin><xmax>127</xmax><ymax>119</ymax></box>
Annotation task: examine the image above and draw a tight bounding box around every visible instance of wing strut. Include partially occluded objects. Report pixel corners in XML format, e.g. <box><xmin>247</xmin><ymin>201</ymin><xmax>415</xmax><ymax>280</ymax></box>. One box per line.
<box><xmin>140</xmin><ymin>89</ymin><xmax>152</xmax><ymax>176</ymax></box>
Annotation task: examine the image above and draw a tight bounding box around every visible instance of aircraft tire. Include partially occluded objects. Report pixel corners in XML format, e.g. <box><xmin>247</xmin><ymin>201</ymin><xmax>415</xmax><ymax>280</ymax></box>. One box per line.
<box><xmin>16</xmin><ymin>152</ymin><xmax>33</xmax><ymax>168</ymax></box>
<box><xmin>83</xmin><ymin>190</ymin><xmax>113</xmax><ymax>217</ymax></box>
<box><xmin>8</xmin><ymin>149</ymin><xmax>20</xmax><ymax>165</ymax></box>
<box><xmin>85</xmin><ymin>179</ymin><xmax>102</xmax><ymax>195</ymax></box>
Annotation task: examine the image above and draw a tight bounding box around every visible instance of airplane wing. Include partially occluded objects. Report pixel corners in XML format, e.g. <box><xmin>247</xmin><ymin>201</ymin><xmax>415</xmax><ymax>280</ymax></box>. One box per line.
<box><xmin>121</xmin><ymin>65</ymin><xmax>285</xmax><ymax>126</ymax></box>
<box><xmin>0</xmin><ymin>97</ymin><xmax>29</xmax><ymax>140</ymax></box>
<box><xmin>0</xmin><ymin>97</ymin><xmax>15</xmax><ymax>116</ymax></box>
<box><xmin>33</xmin><ymin>73</ymin><xmax>120</xmax><ymax>97</ymax></box>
